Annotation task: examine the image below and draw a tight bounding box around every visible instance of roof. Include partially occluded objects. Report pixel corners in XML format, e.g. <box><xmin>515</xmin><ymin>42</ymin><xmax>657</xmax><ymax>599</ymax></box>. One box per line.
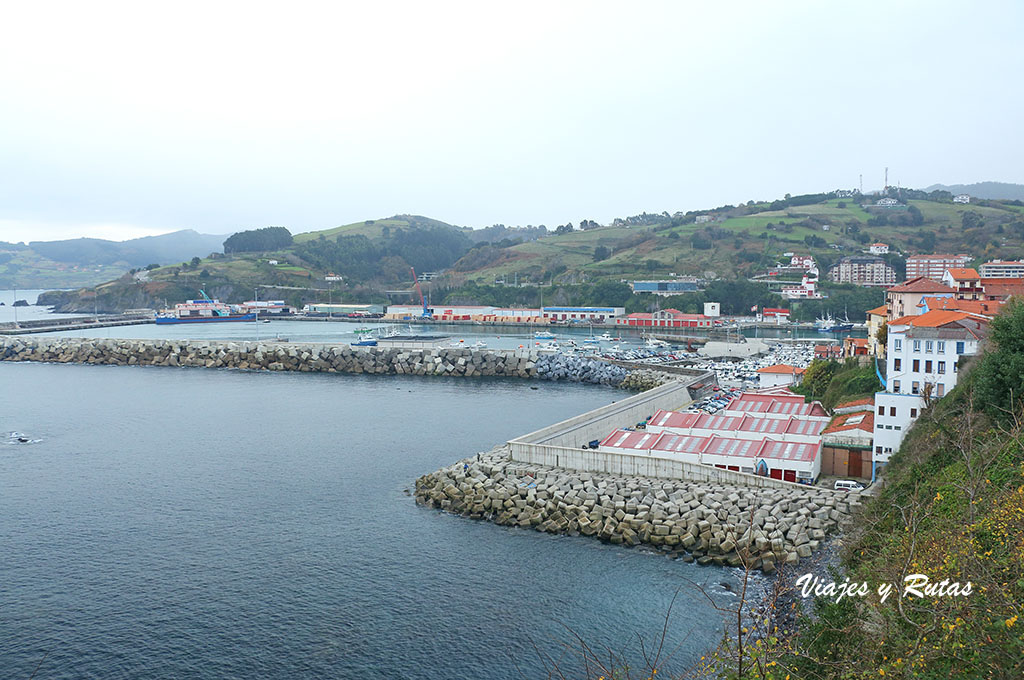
<box><xmin>835</xmin><ymin>397</ymin><xmax>874</xmax><ymax>410</ymax></box>
<box><xmin>823</xmin><ymin>411</ymin><xmax>875</xmax><ymax>435</ymax></box>
<box><xmin>945</xmin><ymin>268</ymin><xmax>980</xmax><ymax>280</ymax></box>
<box><xmin>725</xmin><ymin>393</ymin><xmax>829</xmax><ymax>417</ymax></box>
<box><xmin>980</xmin><ymin>278</ymin><xmax>1024</xmax><ymax>300</ymax></box>
<box><xmin>871</xmin><ymin>242</ymin><xmax>888</xmax><ymax>246</ymax></box>
<box><xmin>846</xmin><ymin>338</ymin><xmax>869</xmax><ymax>347</ymax></box>
<box><xmin>888</xmin><ymin>309</ymin><xmax>990</xmax><ymax>329</ymax></box>
<box><xmin>757</xmin><ymin>364</ymin><xmax>806</xmax><ymax>375</ymax></box>
<box><xmin>762</xmin><ymin>308</ymin><xmax>791</xmax><ymax>314</ymax></box>
<box><xmin>867</xmin><ymin>305</ymin><xmax>889</xmax><ymax>316</ymax></box>
<box><xmin>599</xmin><ymin>429</ymin><xmax>659</xmax><ymax>450</ymax></box>
<box><xmin>887</xmin><ymin>277</ymin><xmax>955</xmax><ymax>294</ymax></box>
<box><xmin>921</xmin><ymin>297</ymin><xmax>1004</xmax><ymax>316</ymax></box>
<box><xmin>906</xmin><ymin>254</ymin><xmax>970</xmax><ymax>261</ymax></box>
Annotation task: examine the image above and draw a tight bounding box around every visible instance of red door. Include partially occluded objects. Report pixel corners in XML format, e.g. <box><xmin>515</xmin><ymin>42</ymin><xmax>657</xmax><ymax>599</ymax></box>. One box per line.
<box><xmin>769</xmin><ymin>469</ymin><xmax>783</xmax><ymax>480</ymax></box>
<box><xmin>728</xmin><ymin>465</ymin><xmax>739</xmax><ymax>472</ymax></box>
<box><xmin>783</xmin><ymin>470</ymin><xmax>797</xmax><ymax>483</ymax></box>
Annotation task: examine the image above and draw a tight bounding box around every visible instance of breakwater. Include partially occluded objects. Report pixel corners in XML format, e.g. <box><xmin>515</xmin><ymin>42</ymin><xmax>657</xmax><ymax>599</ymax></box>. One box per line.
<box><xmin>416</xmin><ymin>447</ymin><xmax>858</xmax><ymax>573</ymax></box>
<box><xmin>0</xmin><ymin>337</ymin><xmax>675</xmax><ymax>388</ymax></box>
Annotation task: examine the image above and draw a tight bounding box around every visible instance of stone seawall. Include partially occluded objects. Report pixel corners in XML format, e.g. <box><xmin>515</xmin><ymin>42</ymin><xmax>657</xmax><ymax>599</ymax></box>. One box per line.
<box><xmin>416</xmin><ymin>447</ymin><xmax>859</xmax><ymax>573</ymax></box>
<box><xmin>0</xmin><ymin>337</ymin><xmax>675</xmax><ymax>389</ymax></box>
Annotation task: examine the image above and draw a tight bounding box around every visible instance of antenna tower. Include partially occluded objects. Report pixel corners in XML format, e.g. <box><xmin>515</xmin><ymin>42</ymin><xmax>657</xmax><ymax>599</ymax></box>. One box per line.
<box><xmin>859</xmin><ymin>174</ymin><xmax>863</xmax><ymax>193</ymax></box>
<box><xmin>884</xmin><ymin>167</ymin><xmax>889</xmax><ymax>191</ymax></box>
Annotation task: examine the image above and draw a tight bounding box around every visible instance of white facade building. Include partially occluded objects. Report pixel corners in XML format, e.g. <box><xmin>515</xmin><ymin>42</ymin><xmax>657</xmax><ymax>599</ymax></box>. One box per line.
<box><xmin>868</xmin><ymin>243</ymin><xmax>889</xmax><ymax>255</ymax></box>
<box><xmin>872</xmin><ymin>311</ymin><xmax>989</xmax><ymax>465</ymax></box>
<box><xmin>953</xmin><ymin>194</ymin><xmax>971</xmax><ymax>204</ymax></box>
<box><xmin>978</xmin><ymin>260</ymin><xmax>1024</xmax><ymax>278</ymax></box>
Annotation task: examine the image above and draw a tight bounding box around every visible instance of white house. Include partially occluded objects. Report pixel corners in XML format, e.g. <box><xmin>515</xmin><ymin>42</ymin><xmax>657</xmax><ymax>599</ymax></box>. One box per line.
<box><xmin>868</xmin><ymin>243</ymin><xmax>889</xmax><ymax>255</ymax></box>
<box><xmin>953</xmin><ymin>194</ymin><xmax>971</xmax><ymax>204</ymax></box>
<box><xmin>873</xmin><ymin>310</ymin><xmax>990</xmax><ymax>466</ymax></box>
<box><xmin>756</xmin><ymin>364</ymin><xmax>805</xmax><ymax>388</ymax></box>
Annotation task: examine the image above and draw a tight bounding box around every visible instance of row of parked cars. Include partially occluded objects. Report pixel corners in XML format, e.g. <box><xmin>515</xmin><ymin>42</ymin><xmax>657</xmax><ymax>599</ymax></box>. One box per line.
<box><xmin>687</xmin><ymin>387</ymin><xmax>743</xmax><ymax>414</ymax></box>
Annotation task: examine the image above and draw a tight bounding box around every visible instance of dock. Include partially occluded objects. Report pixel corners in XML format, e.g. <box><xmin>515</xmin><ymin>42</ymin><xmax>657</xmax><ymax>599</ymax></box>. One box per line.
<box><xmin>0</xmin><ymin>315</ymin><xmax>154</xmax><ymax>335</ymax></box>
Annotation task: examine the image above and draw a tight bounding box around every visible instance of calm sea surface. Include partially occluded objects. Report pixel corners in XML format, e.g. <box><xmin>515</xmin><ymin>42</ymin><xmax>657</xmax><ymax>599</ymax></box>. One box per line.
<box><xmin>0</xmin><ymin>362</ymin><xmax>745</xmax><ymax>679</ymax></box>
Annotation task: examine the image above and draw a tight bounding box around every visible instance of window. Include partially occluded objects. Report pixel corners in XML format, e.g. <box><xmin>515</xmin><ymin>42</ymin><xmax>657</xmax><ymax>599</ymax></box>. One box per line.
<box><xmin>878</xmin><ymin>405</ymin><xmax>885</xmax><ymax>416</ymax></box>
<box><xmin>876</xmin><ymin>424</ymin><xmax>883</xmax><ymax>430</ymax></box>
<box><xmin>913</xmin><ymin>359</ymin><xmax>920</xmax><ymax>372</ymax></box>
<box><xmin>894</xmin><ymin>358</ymin><xmax>902</xmax><ymax>371</ymax></box>
<box><xmin>912</xmin><ymin>381</ymin><xmax>920</xmax><ymax>394</ymax></box>
<box><xmin>925</xmin><ymin>360</ymin><xmax>933</xmax><ymax>373</ymax></box>
<box><xmin>937</xmin><ymin>384</ymin><xmax>945</xmax><ymax>397</ymax></box>
<box><xmin>925</xmin><ymin>340</ymin><xmax>934</xmax><ymax>353</ymax></box>
<box><xmin>913</xmin><ymin>340</ymin><xmax>921</xmax><ymax>352</ymax></box>
<box><xmin>937</xmin><ymin>341</ymin><xmax>946</xmax><ymax>353</ymax></box>
<box><xmin>956</xmin><ymin>341</ymin><xmax>965</xmax><ymax>354</ymax></box>
<box><xmin>889</xmin><ymin>407</ymin><xmax>896</xmax><ymax>417</ymax></box>
<box><xmin>876</xmin><ymin>446</ymin><xmax>883</xmax><ymax>454</ymax></box>
<box><xmin>910</xmin><ymin>408</ymin><xmax>918</xmax><ymax>418</ymax></box>
<box><xmin>893</xmin><ymin>380</ymin><xmax>901</xmax><ymax>392</ymax></box>
<box><xmin>895</xmin><ymin>426</ymin><xmax>902</xmax><ymax>430</ymax></box>
<box><xmin>894</xmin><ymin>339</ymin><xmax>903</xmax><ymax>351</ymax></box>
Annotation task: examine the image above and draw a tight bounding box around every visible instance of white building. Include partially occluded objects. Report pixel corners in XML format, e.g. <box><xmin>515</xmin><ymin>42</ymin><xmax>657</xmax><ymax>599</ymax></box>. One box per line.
<box><xmin>873</xmin><ymin>310</ymin><xmax>990</xmax><ymax>465</ymax></box>
<box><xmin>868</xmin><ymin>243</ymin><xmax>889</xmax><ymax>255</ymax></box>
<box><xmin>829</xmin><ymin>256</ymin><xmax>897</xmax><ymax>287</ymax></box>
<box><xmin>789</xmin><ymin>255</ymin><xmax>816</xmax><ymax>269</ymax></box>
<box><xmin>953</xmin><ymin>194</ymin><xmax>971</xmax><ymax>204</ymax></box>
<box><xmin>978</xmin><ymin>260</ymin><xmax>1024</xmax><ymax>278</ymax></box>
<box><xmin>756</xmin><ymin>364</ymin><xmax>805</xmax><ymax>388</ymax></box>
<box><xmin>905</xmin><ymin>254</ymin><xmax>972</xmax><ymax>281</ymax></box>
<box><xmin>703</xmin><ymin>302</ymin><xmax>720</xmax><ymax>317</ymax></box>
<box><xmin>876</xmin><ymin>197</ymin><xmax>901</xmax><ymax>207</ymax></box>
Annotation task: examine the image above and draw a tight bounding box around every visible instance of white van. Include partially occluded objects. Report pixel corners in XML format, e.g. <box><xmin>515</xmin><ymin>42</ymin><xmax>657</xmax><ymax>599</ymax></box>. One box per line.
<box><xmin>834</xmin><ymin>480</ymin><xmax>865</xmax><ymax>492</ymax></box>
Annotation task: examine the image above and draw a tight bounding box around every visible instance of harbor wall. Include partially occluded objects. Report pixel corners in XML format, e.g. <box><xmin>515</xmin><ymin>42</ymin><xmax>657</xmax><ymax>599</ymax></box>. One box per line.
<box><xmin>0</xmin><ymin>336</ymin><xmax>677</xmax><ymax>388</ymax></box>
<box><xmin>415</xmin><ymin>447</ymin><xmax>859</xmax><ymax>573</ymax></box>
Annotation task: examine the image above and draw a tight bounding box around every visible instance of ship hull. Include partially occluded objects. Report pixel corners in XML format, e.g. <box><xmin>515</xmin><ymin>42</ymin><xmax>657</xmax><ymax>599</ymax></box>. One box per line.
<box><xmin>155</xmin><ymin>313</ymin><xmax>257</xmax><ymax>324</ymax></box>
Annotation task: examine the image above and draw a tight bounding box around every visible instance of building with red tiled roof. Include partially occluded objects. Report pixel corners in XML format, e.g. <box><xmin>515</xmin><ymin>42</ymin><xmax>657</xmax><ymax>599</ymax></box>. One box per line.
<box><xmin>918</xmin><ymin>296</ymin><xmax>1004</xmax><ymax>317</ymax></box>
<box><xmin>842</xmin><ymin>337</ymin><xmax>869</xmax><ymax>358</ymax></box>
<box><xmin>820</xmin><ymin>411</ymin><xmax>874</xmax><ymax>479</ymax></box>
<box><xmin>874</xmin><ymin>309</ymin><xmax>991</xmax><ymax>465</ymax></box>
<box><xmin>815</xmin><ymin>344</ymin><xmax>843</xmax><ymax>360</ymax></box>
<box><xmin>756</xmin><ymin>364</ymin><xmax>806</xmax><ymax>388</ymax></box>
<box><xmin>886</xmin><ymin>277</ymin><xmax>955</xmax><ymax>318</ymax></box>
<box><xmin>979</xmin><ymin>278</ymin><xmax>1024</xmax><ymax>302</ymax></box>
<box><xmin>941</xmin><ymin>268</ymin><xmax>983</xmax><ymax>300</ymax></box>
<box><xmin>866</xmin><ymin>304</ymin><xmax>889</xmax><ymax>357</ymax></box>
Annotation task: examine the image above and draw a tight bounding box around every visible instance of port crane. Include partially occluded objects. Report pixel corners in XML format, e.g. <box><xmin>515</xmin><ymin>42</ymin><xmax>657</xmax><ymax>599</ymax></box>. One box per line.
<box><xmin>198</xmin><ymin>289</ymin><xmax>228</xmax><ymax>316</ymax></box>
<box><xmin>410</xmin><ymin>268</ymin><xmax>432</xmax><ymax>319</ymax></box>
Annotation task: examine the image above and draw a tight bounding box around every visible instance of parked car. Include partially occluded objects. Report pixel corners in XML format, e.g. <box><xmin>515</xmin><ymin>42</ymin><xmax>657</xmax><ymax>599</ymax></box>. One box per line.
<box><xmin>834</xmin><ymin>480</ymin><xmax>865</xmax><ymax>492</ymax></box>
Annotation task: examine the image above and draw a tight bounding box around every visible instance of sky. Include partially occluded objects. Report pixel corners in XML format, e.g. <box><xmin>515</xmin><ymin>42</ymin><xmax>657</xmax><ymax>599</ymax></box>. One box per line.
<box><xmin>2</xmin><ymin>0</ymin><xmax>1022</xmax><ymax>243</ymax></box>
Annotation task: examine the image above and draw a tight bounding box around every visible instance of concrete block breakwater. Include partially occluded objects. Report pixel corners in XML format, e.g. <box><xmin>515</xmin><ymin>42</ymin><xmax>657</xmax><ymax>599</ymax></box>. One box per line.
<box><xmin>0</xmin><ymin>337</ymin><xmax>671</xmax><ymax>388</ymax></box>
<box><xmin>416</xmin><ymin>448</ymin><xmax>859</xmax><ymax>573</ymax></box>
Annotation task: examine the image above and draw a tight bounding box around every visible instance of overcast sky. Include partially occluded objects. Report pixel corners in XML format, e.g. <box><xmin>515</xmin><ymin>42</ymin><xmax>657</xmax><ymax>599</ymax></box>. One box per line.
<box><xmin>2</xmin><ymin>0</ymin><xmax>1022</xmax><ymax>243</ymax></box>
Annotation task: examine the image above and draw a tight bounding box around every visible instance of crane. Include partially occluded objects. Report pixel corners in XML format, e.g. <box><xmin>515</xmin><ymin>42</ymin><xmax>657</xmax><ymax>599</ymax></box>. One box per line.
<box><xmin>410</xmin><ymin>268</ymin><xmax>432</xmax><ymax>318</ymax></box>
<box><xmin>198</xmin><ymin>289</ymin><xmax>228</xmax><ymax>316</ymax></box>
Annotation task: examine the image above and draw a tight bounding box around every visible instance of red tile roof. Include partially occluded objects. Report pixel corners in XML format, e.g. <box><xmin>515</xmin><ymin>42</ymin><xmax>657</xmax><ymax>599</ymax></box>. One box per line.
<box><xmin>866</xmin><ymin>305</ymin><xmax>889</xmax><ymax>317</ymax></box>
<box><xmin>922</xmin><ymin>297</ymin><xmax>1005</xmax><ymax>316</ymax></box>
<box><xmin>822</xmin><ymin>411</ymin><xmax>875</xmax><ymax>435</ymax></box>
<box><xmin>888</xmin><ymin>310</ymin><xmax>990</xmax><ymax>328</ymax></box>
<box><xmin>757</xmin><ymin>364</ymin><xmax>806</xmax><ymax>375</ymax></box>
<box><xmin>887</xmin><ymin>277</ymin><xmax>955</xmax><ymax>294</ymax></box>
<box><xmin>835</xmin><ymin>397</ymin><xmax>874</xmax><ymax>410</ymax></box>
<box><xmin>946</xmin><ymin>268</ymin><xmax>980</xmax><ymax>280</ymax></box>
<box><xmin>980</xmin><ymin>278</ymin><xmax>1024</xmax><ymax>300</ymax></box>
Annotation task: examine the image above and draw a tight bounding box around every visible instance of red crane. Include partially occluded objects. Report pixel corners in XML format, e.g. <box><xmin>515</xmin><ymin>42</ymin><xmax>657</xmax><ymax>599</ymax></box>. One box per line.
<box><xmin>410</xmin><ymin>268</ymin><xmax>432</xmax><ymax>318</ymax></box>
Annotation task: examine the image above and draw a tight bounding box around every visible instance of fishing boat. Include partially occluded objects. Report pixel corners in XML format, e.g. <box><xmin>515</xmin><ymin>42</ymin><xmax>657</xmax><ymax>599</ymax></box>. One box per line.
<box><xmin>534</xmin><ymin>330</ymin><xmax>556</xmax><ymax>340</ymax></box>
<box><xmin>155</xmin><ymin>291</ymin><xmax>255</xmax><ymax>324</ymax></box>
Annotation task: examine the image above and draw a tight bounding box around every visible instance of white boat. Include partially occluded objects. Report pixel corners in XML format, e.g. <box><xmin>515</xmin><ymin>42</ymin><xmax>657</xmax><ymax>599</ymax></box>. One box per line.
<box><xmin>471</xmin><ymin>340</ymin><xmax>487</xmax><ymax>349</ymax></box>
<box><xmin>534</xmin><ymin>330</ymin><xmax>556</xmax><ymax>340</ymax></box>
<box><xmin>598</xmin><ymin>332</ymin><xmax>613</xmax><ymax>342</ymax></box>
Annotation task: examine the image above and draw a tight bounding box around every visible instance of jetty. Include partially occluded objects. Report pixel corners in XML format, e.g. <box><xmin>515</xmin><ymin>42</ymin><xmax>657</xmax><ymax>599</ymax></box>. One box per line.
<box><xmin>0</xmin><ymin>314</ymin><xmax>153</xmax><ymax>335</ymax></box>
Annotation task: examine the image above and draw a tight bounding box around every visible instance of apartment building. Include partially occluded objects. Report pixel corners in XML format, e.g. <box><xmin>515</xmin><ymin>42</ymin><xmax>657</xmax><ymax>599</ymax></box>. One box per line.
<box><xmin>828</xmin><ymin>256</ymin><xmax>896</xmax><ymax>286</ymax></box>
<box><xmin>905</xmin><ymin>254</ymin><xmax>971</xmax><ymax>280</ymax></box>
<box><xmin>978</xmin><ymin>260</ymin><xmax>1024</xmax><ymax>278</ymax></box>
<box><xmin>873</xmin><ymin>310</ymin><xmax>989</xmax><ymax>465</ymax></box>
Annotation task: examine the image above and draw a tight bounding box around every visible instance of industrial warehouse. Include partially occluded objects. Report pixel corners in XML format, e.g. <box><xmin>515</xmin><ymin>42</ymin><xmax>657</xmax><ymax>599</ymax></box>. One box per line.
<box><xmin>595</xmin><ymin>389</ymin><xmax>831</xmax><ymax>484</ymax></box>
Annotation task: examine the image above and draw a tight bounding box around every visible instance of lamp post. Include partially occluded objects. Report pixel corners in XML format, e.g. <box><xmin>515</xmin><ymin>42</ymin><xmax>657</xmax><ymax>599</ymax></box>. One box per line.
<box><xmin>255</xmin><ymin>287</ymin><xmax>260</xmax><ymax>342</ymax></box>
